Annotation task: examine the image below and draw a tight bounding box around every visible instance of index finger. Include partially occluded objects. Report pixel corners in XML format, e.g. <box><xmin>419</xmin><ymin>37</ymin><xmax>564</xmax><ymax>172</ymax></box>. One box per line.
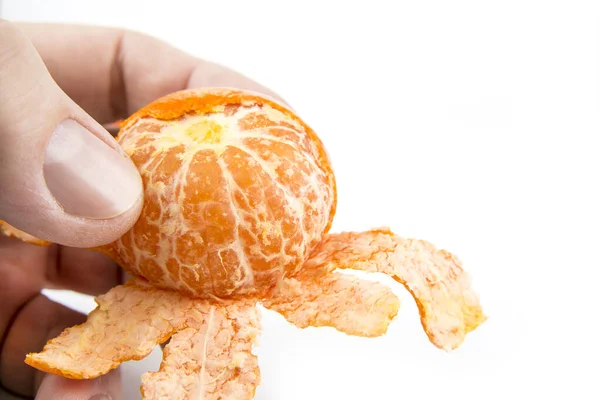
<box><xmin>15</xmin><ymin>22</ymin><xmax>282</xmax><ymax>124</ymax></box>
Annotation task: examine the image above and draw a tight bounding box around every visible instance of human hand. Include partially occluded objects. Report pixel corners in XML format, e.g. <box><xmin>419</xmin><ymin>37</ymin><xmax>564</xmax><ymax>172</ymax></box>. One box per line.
<box><xmin>0</xmin><ymin>20</ymin><xmax>280</xmax><ymax>399</ymax></box>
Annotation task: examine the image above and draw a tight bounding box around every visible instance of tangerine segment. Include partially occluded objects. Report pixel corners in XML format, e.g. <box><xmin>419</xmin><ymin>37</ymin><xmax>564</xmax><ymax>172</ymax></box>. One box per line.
<box><xmin>108</xmin><ymin>88</ymin><xmax>337</xmax><ymax>298</ymax></box>
<box><xmin>263</xmin><ymin>272</ymin><xmax>400</xmax><ymax>338</ymax></box>
<box><xmin>304</xmin><ymin>229</ymin><xmax>486</xmax><ymax>351</ymax></box>
<box><xmin>0</xmin><ymin>220</ymin><xmax>50</xmax><ymax>246</ymax></box>
<box><xmin>141</xmin><ymin>302</ymin><xmax>260</xmax><ymax>400</ymax></box>
<box><xmin>24</xmin><ymin>280</ymin><xmax>254</xmax><ymax>380</ymax></box>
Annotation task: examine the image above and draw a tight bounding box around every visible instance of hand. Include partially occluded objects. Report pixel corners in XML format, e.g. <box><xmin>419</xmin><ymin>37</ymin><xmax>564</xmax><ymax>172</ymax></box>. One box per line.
<box><xmin>0</xmin><ymin>20</ymin><xmax>280</xmax><ymax>399</ymax></box>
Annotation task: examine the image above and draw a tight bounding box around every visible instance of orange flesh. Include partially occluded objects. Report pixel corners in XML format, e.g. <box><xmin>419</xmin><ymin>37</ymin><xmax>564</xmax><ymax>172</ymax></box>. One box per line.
<box><xmin>102</xmin><ymin>89</ymin><xmax>336</xmax><ymax>298</ymax></box>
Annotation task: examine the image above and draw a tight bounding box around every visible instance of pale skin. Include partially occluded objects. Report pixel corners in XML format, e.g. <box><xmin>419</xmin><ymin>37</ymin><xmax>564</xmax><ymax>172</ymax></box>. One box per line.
<box><xmin>0</xmin><ymin>20</ymin><xmax>280</xmax><ymax>399</ymax></box>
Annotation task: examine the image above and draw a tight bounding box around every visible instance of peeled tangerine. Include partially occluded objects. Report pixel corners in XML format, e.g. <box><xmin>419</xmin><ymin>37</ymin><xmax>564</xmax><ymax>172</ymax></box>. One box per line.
<box><xmin>0</xmin><ymin>88</ymin><xmax>486</xmax><ymax>399</ymax></box>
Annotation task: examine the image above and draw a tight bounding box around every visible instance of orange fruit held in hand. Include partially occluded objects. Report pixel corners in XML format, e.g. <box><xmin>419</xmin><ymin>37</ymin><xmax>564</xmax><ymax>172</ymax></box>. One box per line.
<box><xmin>101</xmin><ymin>88</ymin><xmax>337</xmax><ymax>298</ymax></box>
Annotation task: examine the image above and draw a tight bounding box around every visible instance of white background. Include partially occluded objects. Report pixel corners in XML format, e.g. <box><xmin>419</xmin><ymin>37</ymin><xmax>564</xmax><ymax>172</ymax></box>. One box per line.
<box><xmin>2</xmin><ymin>1</ymin><xmax>600</xmax><ymax>399</ymax></box>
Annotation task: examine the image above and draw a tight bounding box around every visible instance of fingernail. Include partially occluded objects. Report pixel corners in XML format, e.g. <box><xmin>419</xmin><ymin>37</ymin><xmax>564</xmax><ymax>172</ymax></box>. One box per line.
<box><xmin>44</xmin><ymin>119</ymin><xmax>142</xmax><ymax>219</ymax></box>
<box><xmin>89</xmin><ymin>395</ymin><xmax>111</xmax><ymax>400</ymax></box>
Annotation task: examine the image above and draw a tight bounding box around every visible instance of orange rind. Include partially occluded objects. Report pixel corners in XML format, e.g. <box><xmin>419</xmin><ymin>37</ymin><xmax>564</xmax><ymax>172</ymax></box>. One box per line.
<box><xmin>1</xmin><ymin>88</ymin><xmax>487</xmax><ymax>399</ymax></box>
<box><xmin>140</xmin><ymin>301</ymin><xmax>260</xmax><ymax>399</ymax></box>
<box><xmin>262</xmin><ymin>271</ymin><xmax>400</xmax><ymax>338</ymax></box>
<box><xmin>102</xmin><ymin>88</ymin><xmax>336</xmax><ymax>298</ymax></box>
<box><xmin>303</xmin><ymin>229</ymin><xmax>486</xmax><ymax>350</ymax></box>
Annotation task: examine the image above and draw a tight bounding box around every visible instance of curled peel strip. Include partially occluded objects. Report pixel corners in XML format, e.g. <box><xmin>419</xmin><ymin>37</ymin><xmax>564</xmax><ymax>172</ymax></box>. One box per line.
<box><xmin>303</xmin><ymin>229</ymin><xmax>487</xmax><ymax>350</ymax></box>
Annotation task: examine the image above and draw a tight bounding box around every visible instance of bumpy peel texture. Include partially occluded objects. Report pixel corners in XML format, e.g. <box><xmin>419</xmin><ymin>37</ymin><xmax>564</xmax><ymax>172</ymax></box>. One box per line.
<box><xmin>262</xmin><ymin>270</ymin><xmax>400</xmax><ymax>337</ymax></box>
<box><xmin>140</xmin><ymin>298</ymin><xmax>260</xmax><ymax>399</ymax></box>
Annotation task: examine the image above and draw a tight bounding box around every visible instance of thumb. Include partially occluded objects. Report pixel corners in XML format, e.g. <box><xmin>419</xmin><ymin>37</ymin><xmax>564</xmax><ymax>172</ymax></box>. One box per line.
<box><xmin>0</xmin><ymin>20</ymin><xmax>143</xmax><ymax>248</ymax></box>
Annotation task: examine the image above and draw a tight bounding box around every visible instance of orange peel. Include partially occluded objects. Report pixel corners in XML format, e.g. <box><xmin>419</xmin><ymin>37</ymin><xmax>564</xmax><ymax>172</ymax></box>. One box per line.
<box><xmin>262</xmin><ymin>271</ymin><xmax>400</xmax><ymax>337</ymax></box>
<box><xmin>1</xmin><ymin>88</ymin><xmax>486</xmax><ymax>399</ymax></box>
<box><xmin>25</xmin><ymin>280</ymin><xmax>220</xmax><ymax>379</ymax></box>
<box><xmin>304</xmin><ymin>229</ymin><xmax>487</xmax><ymax>350</ymax></box>
<box><xmin>141</xmin><ymin>302</ymin><xmax>260</xmax><ymax>399</ymax></box>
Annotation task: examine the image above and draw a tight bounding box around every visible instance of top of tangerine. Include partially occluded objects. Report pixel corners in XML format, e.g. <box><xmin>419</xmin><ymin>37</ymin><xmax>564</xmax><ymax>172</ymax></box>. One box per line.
<box><xmin>119</xmin><ymin>87</ymin><xmax>337</xmax><ymax>231</ymax></box>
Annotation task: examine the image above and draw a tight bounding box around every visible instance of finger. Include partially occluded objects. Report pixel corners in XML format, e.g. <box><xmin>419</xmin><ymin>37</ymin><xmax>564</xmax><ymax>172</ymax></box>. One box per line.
<box><xmin>1</xmin><ymin>232</ymin><xmax>121</xmax><ymax>297</ymax></box>
<box><xmin>45</xmin><ymin>246</ymin><xmax>121</xmax><ymax>296</ymax></box>
<box><xmin>0</xmin><ymin>235</ymin><xmax>49</xmax><ymax>342</ymax></box>
<box><xmin>0</xmin><ymin>20</ymin><xmax>143</xmax><ymax>248</ymax></box>
<box><xmin>0</xmin><ymin>292</ymin><xmax>123</xmax><ymax>400</ymax></box>
<box><xmin>0</xmin><ymin>241</ymin><xmax>123</xmax><ymax>397</ymax></box>
<box><xmin>0</xmin><ymin>294</ymin><xmax>84</xmax><ymax>397</ymax></box>
<box><xmin>16</xmin><ymin>22</ymin><xmax>285</xmax><ymax>123</ymax></box>
<box><xmin>36</xmin><ymin>369</ymin><xmax>122</xmax><ymax>400</ymax></box>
